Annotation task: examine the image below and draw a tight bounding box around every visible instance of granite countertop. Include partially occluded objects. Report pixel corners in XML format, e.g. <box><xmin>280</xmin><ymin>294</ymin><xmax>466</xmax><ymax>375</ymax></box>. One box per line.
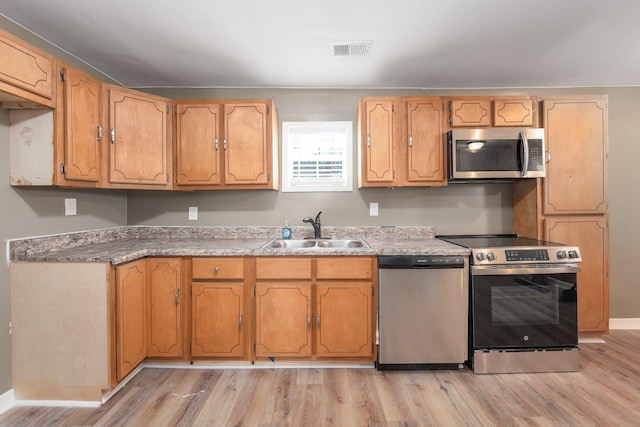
<box><xmin>10</xmin><ymin>226</ymin><xmax>469</xmax><ymax>265</ymax></box>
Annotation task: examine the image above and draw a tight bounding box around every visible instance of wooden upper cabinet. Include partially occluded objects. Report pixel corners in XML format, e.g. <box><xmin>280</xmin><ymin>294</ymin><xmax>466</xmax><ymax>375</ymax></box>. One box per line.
<box><xmin>175</xmin><ymin>103</ymin><xmax>221</xmax><ymax>186</ymax></box>
<box><xmin>449</xmin><ymin>99</ymin><xmax>491</xmax><ymax>127</ymax></box>
<box><xmin>174</xmin><ymin>99</ymin><xmax>278</xmax><ymax>190</ymax></box>
<box><xmin>59</xmin><ymin>64</ymin><xmax>102</xmax><ymax>184</ymax></box>
<box><xmin>493</xmin><ymin>98</ymin><xmax>533</xmax><ymax>127</ymax></box>
<box><xmin>404</xmin><ymin>98</ymin><xmax>445</xmax><ymax>184</ymax></box>
<box><xmin>107</xmin><ymin>86</ymin><xmax>172</xmax><ymax>188</ymax></box>
<box><xmin>542</xmin><ymin>98</ymin><xmax>608</xmax><ymax>215</ymax></box>
<box><xmin>223</xmin><ymin>101</ymin><xmax>271</xmax><ymax>186</ymax></box>
<box><xmin>360</xmin><ymin>97</ymin><xmax>396</xmax><ymax>186</ymax></box>
<box><xmin>0</xmin><ymin>27</ymin><xmax>55</xmax><ymax>105</ymax></box>
<box><xmin>147</xmin><ymin>258</ymin><xmax>183</xmax><ymax>359</ymax></box>
<box><xmin>116</xmin><ymin>259</ymin><xmax>147</xmax><ymax>382</ymax></box>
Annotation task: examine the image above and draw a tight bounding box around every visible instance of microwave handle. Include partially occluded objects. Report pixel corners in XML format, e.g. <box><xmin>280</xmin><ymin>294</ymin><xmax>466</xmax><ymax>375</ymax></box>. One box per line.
<box><xmin>519</xmin><ymin>131</ymin><xmax>529</xmax><ymax>177</ymax></box>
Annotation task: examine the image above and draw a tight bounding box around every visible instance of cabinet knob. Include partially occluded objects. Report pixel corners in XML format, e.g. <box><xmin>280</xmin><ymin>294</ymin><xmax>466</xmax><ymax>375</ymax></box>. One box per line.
<box><xmin>215</xmin><ymin>137</ymin><xmax>219</xmax><ymax>151</ymax></box>
<box><xmin>214</xmin><ymin>266</ymin><xmax>219</xmax><ymax>273</ymax></box>
<box><xmin>409</xmin><ymin>134</ymin><xmax>413</xmax><ymax>147</ymax></box>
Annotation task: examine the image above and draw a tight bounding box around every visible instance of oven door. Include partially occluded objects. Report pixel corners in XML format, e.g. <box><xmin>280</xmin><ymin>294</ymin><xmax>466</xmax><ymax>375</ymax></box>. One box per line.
<box><xmin>471</xmin><ymin>265</ymin><xmax>579</xmax><ymax>349</ymax></box>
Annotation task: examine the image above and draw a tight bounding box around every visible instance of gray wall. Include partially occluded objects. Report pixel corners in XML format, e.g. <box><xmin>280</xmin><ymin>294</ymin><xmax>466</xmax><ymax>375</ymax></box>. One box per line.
<box><xmin>1</xmin><ymin>16</ymin><xmax>639</xmax><ymax>398</ymax></box>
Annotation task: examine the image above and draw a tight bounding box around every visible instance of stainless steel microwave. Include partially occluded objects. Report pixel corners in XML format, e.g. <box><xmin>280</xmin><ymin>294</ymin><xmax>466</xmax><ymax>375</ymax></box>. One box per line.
<box><xmin>448</xmin><ymin>128</ymin><xmax>546</xmax><ymax>181</ymax></box>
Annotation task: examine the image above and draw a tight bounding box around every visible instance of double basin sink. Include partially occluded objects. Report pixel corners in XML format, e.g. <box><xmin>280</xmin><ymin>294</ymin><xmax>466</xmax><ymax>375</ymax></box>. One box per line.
<box><xmin>262</xmin><ymin>238</ymin><xmax>370</xmax><ymax>249</ymax></box>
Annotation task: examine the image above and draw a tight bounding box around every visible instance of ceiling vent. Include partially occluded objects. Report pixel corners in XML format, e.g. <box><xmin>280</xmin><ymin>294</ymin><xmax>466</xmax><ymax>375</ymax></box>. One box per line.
<box><xmin>330</xmin><ymin>41</ymin><xmax>372</xmax><ymax>57</ymax></box>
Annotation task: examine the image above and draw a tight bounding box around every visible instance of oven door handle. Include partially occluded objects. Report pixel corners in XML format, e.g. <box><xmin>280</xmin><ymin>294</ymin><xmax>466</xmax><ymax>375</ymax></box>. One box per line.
<box><xmin>471</xmin><ymin>265</ymin><xmax>582</xmax><ymax>275</ymax></box>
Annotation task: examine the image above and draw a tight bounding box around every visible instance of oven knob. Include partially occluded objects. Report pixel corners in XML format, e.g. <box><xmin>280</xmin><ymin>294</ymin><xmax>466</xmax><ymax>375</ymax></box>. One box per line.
<box><xmin>476</xmin><ymin>252</ymin><xmax>485</xmax><ymax>261</ymax></box>
<box><xmin>568</xmin><ymin>250</ymin><xmax>579</xmax><ymax>259</ymax></box>
<box><xmin>557</xmin><ymin>250</ymin><xmax>568</xmax><ymax>259</ymax></box>
<box><xmin>486</xmin><ymin>252</ymin><xmax>496</xmax><ymax>261</ymax></box>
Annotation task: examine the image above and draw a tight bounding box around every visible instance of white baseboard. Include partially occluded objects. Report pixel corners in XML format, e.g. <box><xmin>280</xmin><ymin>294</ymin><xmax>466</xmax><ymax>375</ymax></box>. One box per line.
<box><xmin>610</xmin><ymin>318</ymin><xmax>640</xmax><ymax>330</ymax></box>
<box><xmin>14</xmin><ymin>399</ymin><xmax>101</xmax><ymax>408</ymax></box>
<box><xmin>0</xmin><ymin>389</ymin><xmax>15</xmax><ymax>415</ymax></box>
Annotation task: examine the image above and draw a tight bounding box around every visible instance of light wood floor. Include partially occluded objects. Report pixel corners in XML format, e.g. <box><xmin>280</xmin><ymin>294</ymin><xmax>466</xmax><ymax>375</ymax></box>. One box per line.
<box><xmin>2</xmin><ymin>330</ymin><xmax>639</xmax><ymax>426</ymax></box>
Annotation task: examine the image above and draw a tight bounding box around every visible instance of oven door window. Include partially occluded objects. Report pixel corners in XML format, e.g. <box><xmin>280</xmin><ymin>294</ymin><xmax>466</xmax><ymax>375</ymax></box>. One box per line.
<box><xmin>472</xmin><ymin>273</ymin><xmax>577</xmax><ymax>349</ymax></box>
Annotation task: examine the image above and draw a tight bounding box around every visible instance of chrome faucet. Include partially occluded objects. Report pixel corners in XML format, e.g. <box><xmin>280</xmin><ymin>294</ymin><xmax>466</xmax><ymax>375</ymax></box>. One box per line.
<box><xmin>303</xmin><ymin>211</ymin><xmax>322</xmax><ymax>239</ymax></box>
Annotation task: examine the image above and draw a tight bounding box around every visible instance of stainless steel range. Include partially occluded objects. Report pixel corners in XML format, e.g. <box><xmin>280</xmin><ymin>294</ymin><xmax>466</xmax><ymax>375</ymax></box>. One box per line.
<box><xmin>439</xmin><ymin>234</ymin><xmax>582</xmax><ymax>374</ymax></box>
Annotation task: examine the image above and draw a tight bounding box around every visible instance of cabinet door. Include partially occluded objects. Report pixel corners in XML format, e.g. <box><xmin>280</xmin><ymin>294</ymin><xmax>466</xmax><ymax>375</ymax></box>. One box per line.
<box><xmin>175</xmin><ymin>103</ymin><xmax>221</xmax><ymax>186</ymax></box>
<box><xmin>449</xmin><ymin>99</ymin><xmax>491</xmax><ymax>127</ymax></box>
<box><xmin>255</xmin><ymin>283</ymin><xmax>312</xmax><ymax>358</ymax></box>
<box><xmin>493</xmin><ymin>98</ymin><xmax>533</xmax><ymax>127</ymax></box>
<box><xmin>61</xmin><ymin>66</ymin><xmax>101</xmax><ymax>183</ymax></box>
<box><xmin>315</xmin><ymin>283</ymin><xmax>373</xmax><ymax>358</ymax></box>
<box><xmin>0</xmin><ymin>28</ymin><xmax>54</xmax><ymax>102</ymax></box>
<box><xmin>147</xmin><ymin>258</ymin><xmax>182</xmax><ymax>358</ymax></box>
<box><xmin>545</xmin><ymin>217</ymin><xmax>609</xmax><ymax>333</ymax></box>
<box><xmin>116</xmin><ymin>259</ymin><xmax>147</xmax><ymax>381</ymax></box>
<box><xmin>108</xmin><ymin>86</ymin><xmax>170</xmax><ymax>186</ymax></box>
<box><xmin>223</xmin><ymin>102</ymin><xmax>271</xmax><ymax>185</ymax></box>
<box><xmin>405</xmin><ymin>98</ymin><xmax>445</xmax><ymax>184</ymax></box>
<box><xmin>542</xmin><ymin>98</ymin><xmax>608</xmax><ymax>215</ymax></box>
<box><xmin>362</xmin><ymin>98</ymin><xmax>396</xmax><ymax>185</ymax></box>
<box><xmin>192</xmin><ymin>283</ymin><xmax>245</xmax><ymax>358</ymax></box>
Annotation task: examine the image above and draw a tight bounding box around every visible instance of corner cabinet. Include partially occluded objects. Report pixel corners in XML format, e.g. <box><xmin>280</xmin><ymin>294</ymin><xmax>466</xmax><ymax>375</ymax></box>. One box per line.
<box><xmin>105</xmin><ymin>85</ymin><xmax>172</xmax><ymax>189</ymax></box>
<box><xmin>514</xmin><ymin>96</ymin><xmax>609</xmax><ymax>334</ymax></box>
<box><xmin>175</xmin><ymin>99</ymin><xmax>279</xmax><ymax>190</ymax></box>
<box><xmin>358</xmin><ymin>96</ymin><xmax>446</xmax><ymax>188</ymax></box>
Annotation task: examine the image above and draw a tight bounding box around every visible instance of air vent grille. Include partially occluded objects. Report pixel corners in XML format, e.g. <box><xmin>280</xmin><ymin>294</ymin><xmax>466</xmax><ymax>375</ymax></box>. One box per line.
<box><xmin>330</xmin><ymin>41</ymin><xmax>372</xmax><ymax>57</ymax></box>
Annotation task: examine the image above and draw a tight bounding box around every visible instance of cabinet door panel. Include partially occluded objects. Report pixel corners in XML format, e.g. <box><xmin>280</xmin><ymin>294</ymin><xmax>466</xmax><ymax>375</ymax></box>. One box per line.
<box><xmin>109</xmin><ymin>87</ymin><xmax>169</xmax><ymax>185</ymax></box>
<box><xmin>545</xmin><ymin>217</ymin><xmax>609</xmax><ymax>332</ymax></box>
<box><xmin>147</xmin><ymin>258</ymin><xmax>182</xmax><ymax>358</ymax></box>
<box><xmin>192</xmin><ymin>283</ymin><xmax>244</xmax><ymax>357</ymax></box>
<box><xmin>493</xmin><ymin>99</ymin><xmax>533</xmax><ymax>127</ymax></box>
<box><xmin>224</xmin><ymin>103</ymin><xmax>269</xmax><ymax>185</ymax></box>
<box><xmin>364</xmin><ymin>99</ymin><xmax>395</xmax><ymax>183</ymax></box>
<box><xmin>116</xmin><ymin>260</ymin><xmax>146</xmax><ymax>381</ymax></box>
<box><xmin>316</xmin><ymin>283</ymin><xmax>372</xmax><ymax>357</ymax></box>
<box><xmin>542</xmin><ymin>99</ymin><xmax>608</xmax><ymax>214</ymax></box>
<box><xmin>62</xmin><ymin>66</ymin><xmax>101</xmax><ymax>182</ymax></box>
<box><xmin>176</xmin><ymin>104</ymin><xmax>221</xmax><ymax>186</ymax></box>
<box><xmin>406</xmin><ymin>99</ymin><xmax>444</xmax><ymax>183</ymax></box>
<box><xmin>255</xmin><ymin>283</ymin><xmax>312</xmax><ymax>357</ymax></box>
<box><xmin>449</xmin><ymin>100</ymin><xmax>491</xmax><ymax>127</ymax></box>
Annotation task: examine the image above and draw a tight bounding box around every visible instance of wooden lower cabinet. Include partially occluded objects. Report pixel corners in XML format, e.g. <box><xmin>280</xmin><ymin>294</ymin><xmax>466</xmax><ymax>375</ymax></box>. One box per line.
<box><xmin>192</xmin><ymin>283</ymin><xmax>245</xmax><ymax>357</ymax></box>
<box><xmin>115</xmin><ymin>259</ymin><xmax>147</xmax><ymax>381</ymax></box>
<box><xmin>255</xmin><ymin>283</ymin><xmax>313</xmax><ymax>358</ymax></box>
<box><xmin>316</xmin><ymin>283</ymin><xmax>373</xmax><ymax>358</ymax></box>
<box><xmin>147</xmin><ymin>258</ymin><xmax>183</xmax><ymax>358</ymax></box>
<box><xmin>545</xmin><ymin>216</ymin><xmax>609</xmax><ymax>332</ymax></box>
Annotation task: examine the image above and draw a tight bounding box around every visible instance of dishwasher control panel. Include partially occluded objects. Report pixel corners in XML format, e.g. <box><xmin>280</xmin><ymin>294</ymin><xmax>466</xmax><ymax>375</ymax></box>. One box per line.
<box><xmin>379</xmin><ymin>255</ymin><xmax>465</xmax><ymax>269</ymax></box>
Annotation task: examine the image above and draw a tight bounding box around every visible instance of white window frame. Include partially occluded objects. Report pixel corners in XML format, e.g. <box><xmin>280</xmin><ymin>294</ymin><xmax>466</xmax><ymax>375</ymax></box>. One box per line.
<box><xmin>281</xmin><ymin>121</ymin><xmax>353</xmax><ymax>192</ymax></box>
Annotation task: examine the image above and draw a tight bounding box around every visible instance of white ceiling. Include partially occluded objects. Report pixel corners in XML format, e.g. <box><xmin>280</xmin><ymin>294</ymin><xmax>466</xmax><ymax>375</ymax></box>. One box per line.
<box><xmin>2</xmin><ymin>0</ymin><xmax>639</xmax><ymax>89</ymax></box>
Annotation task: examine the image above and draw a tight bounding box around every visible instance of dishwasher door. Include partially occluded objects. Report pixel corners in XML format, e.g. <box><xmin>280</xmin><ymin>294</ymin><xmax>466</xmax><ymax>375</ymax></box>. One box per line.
<box><xmin>378</xmin><ymin>261</ymin><xmax>468</xmax><ymax>369</ymax></box>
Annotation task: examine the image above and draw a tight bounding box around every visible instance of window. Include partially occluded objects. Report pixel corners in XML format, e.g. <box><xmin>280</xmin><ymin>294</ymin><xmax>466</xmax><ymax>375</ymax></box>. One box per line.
<box><xmin>281</xmin><ymin>121</ymin><xmax>353</xmax><ymax>192</ymax></box>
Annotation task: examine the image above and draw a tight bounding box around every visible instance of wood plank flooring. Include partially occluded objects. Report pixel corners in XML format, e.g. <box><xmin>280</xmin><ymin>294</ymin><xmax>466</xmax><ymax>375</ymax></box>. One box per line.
<box><xmin>1</xmin><ymin>330</ymin><xmax>639</xmax><ymax>426</ymax></box>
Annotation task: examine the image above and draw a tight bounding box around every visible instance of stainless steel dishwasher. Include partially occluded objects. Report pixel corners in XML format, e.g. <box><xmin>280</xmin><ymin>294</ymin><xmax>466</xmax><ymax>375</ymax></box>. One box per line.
<box><xmin>377</xmin><ymin>255</ymin><xmax>469</xmax><ymax>370</ymax></box>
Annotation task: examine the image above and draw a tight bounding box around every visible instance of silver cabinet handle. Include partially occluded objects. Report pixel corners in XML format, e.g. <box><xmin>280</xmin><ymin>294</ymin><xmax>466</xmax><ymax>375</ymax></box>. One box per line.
<box><xmin>223</xmin><ymin>138</ymin><xmax>228</xmax><ymax>150</ymax></box>
<box><xmin>175</xmin><ymin>288</ymin><xmax>180</xmax><ymax>304</ymax></box>
<box><xmin>214</xmin><ymin>266</ymin><xmax>219</xmax><ymax>273</ymax></box>
<box><xmin>367</xmin><ymin>134</ymin><xmax>371</xmax><ymax>147</ymax></box>
<box><xmin>239</xmin><ymin>312</ymin><xmax>243</xmax><ymax>330</ymax></box>
<box><xmin>409</xmin><ymin>134</ymin><xmax>413</xmax><ymax>147</ymax></box>
<box><xmin>96</xmin><ymin>125</ymin><xmax>103</xmax><ymax>141</ymax></box>
<box><xmin>307</xmin><ymin>313</ymin><xmax>311</xmax><ymax>330</ymax></box>
<box><xmin>317</xmin><ymin>313</ymin><xmax>321</xmax><ymax>329</ymax></box>
<box><xmin>215</xmin><ymin>137</ymin><xmax>219</xmax><ymax>151</ymax></box>
<box><xmin>110</xmin><ymin>128</ymin><xmax>115</xmax><ymax>144</ymax></box>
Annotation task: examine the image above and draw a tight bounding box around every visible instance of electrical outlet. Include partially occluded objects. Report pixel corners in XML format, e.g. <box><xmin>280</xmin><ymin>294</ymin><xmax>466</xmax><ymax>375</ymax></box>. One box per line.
<box><xmin>189</xmin><ymin>206</ymin><xmax>198</xmax><ymax>221</ymax></box>
<box><xmin>370</xmin><ymin>202</ymin><xmax>379</xmax><ymax>216</ymax></box>
<box><xmin>65</xmin><ymin>198</ymin><xmax>77</xmax><ymax>216</ymax></box>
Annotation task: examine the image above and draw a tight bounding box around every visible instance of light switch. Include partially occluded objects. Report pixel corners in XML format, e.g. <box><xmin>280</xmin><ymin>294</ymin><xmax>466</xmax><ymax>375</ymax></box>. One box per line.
<box><xmin>370</xmin><ymin>202</ymin><xmax>379</xmax><ymax>216</ymax></box>
<box><xmin>189</xmin><ymin>206</ymin><xmax>198</xmax><ymax>221</ymax></box>
<box><xmin>65</xmin><ymin>198</ymin><xmax>77</xmax><ymax>216</ymax></box>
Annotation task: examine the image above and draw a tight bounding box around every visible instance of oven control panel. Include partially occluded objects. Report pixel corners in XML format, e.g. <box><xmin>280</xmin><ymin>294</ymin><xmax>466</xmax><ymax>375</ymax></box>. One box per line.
<box><xmin>472</xmin><ymin>246</ymin><xmax>581</xmax><ymax>265</ymax></box>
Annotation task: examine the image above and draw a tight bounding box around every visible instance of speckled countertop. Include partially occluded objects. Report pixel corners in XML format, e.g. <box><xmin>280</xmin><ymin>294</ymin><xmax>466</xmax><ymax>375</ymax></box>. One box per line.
<box><xmin>10</xmin><ymin>226</ymin><xmax>469</xmax><ymax>265</ymax></box>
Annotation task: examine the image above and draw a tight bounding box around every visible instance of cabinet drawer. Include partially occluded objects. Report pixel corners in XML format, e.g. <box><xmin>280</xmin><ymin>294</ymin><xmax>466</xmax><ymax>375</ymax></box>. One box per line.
<box><xmin>317</xmin><ymin>257</ymin><xmax>373</xmax><ymax>280</ymax></box>
<box><xmin>192</xmin><ymin>257</ymin><xmax>244</xmax><ymax>280</ymax></box>
<box><xmin>255</xmin><ymin>257</ymin><xmax>312</xmax><ymax>280</ymax></box>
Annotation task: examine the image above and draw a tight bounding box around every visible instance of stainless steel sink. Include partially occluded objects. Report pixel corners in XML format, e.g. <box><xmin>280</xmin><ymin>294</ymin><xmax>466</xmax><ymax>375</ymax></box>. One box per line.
<box><xmin>262</xmin><ymin>238</ymin><xmax>369</xmax><ymax>249</ymax></box>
